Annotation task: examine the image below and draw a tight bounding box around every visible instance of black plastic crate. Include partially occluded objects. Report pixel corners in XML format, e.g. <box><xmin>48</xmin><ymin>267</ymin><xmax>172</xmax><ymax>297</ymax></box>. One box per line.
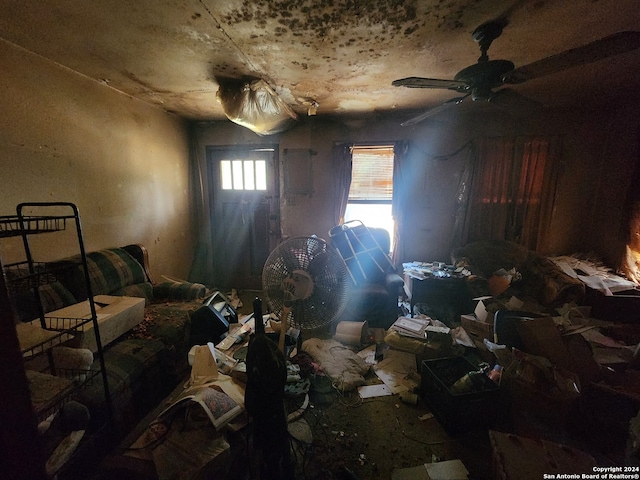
<box><xmin>420</xmin><ymin>356</ymin><xmax>500</xmax><ymax>433</ymax></box>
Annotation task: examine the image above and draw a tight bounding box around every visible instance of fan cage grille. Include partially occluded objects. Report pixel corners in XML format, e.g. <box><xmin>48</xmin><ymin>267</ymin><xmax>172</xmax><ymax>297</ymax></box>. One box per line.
<box><xmin>262</xmin><ymin>236</ymin><xmax>350</xmax><ymax>330</ymax></box>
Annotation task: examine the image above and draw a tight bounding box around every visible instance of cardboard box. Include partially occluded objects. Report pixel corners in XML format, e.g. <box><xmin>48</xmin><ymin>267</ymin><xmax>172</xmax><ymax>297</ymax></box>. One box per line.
<box><xmin>45</xmin><ymin>295</ymin><xmax>145</xmax><ymax>352</ymax></box>
<box><xmin>472</xmin><ymin>296</ymin><xmax>525</xmax><ymax>325</ymax></box>
<box><xmin>461</xmin><ymin>314</ymin><xmax>494</xmax><ymax>350</ymax></box>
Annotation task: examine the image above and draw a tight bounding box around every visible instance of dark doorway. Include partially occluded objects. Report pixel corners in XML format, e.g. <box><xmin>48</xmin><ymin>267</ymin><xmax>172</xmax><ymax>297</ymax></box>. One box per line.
<box><xmin>207</xmin><ymin>145</ymin><xmax>280</xmax><ymax>290</ymax></box>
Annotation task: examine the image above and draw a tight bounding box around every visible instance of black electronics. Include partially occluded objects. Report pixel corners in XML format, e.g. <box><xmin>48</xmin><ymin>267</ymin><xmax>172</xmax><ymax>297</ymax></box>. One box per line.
<box><xmin>188</xmin><ymin>291</ymin><xmax>238</xmax><ymax>347</ymax></box>
<box><xmin>204</xmin><ymin>290</ymin><xmax>238</xmax><ymax>324</ymax></box>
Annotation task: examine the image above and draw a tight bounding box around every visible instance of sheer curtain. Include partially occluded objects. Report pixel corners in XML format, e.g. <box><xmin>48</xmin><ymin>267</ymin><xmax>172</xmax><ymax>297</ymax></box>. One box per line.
<box><xmin>331</xmin><ymin>143</ymin><xmax>353</xmax><ymax>226</ymax></box>
<box><xmin>187</xmin><ymin>124</ymin><xmax>213</xmax><ymax>284</ymax></box>
<box><xmin>454</xmin><ymin>135</ymin><xmax>562</xmax><ymax>252</ymax></box>
<box><xmin>391</xmin><ymin>141</ymin><xmax>409</xmax><ymax>267</ymax></box>
<box><xmin>332</xmin><ymin>141</ymin><xmax>408</xmax><ymax>268</ymax></box>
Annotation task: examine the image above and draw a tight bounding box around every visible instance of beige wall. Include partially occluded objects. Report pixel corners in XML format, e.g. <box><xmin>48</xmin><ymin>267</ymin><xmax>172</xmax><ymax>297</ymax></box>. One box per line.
<box><xmin>0</xmin><ymin>39</ymin><xmax>194</xmax><ymax>281</ymax></box>
<box><xmin>196</xmin><ymin>99</ymin><xmax>639</xmax><ymax>269</ymax></box>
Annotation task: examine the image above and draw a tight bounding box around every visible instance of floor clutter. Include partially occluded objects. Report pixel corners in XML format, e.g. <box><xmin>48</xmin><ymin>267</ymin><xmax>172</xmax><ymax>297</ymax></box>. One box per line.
<box><xmin>17</xmin><ymin>226</ymin><xmax>637</xmax><ymax>479</ymax></box>
<box><xmin>94</xmin><ymin>272</ymin><xmax>640</xmax><ymax>479</ymax></box>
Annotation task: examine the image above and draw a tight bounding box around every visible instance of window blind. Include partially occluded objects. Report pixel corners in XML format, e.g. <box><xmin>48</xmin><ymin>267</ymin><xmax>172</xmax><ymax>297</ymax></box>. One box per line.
<box><xmin>349</xmin><ymin>145</ymin><xmax>394</xmax><ymax>201</ymax></box>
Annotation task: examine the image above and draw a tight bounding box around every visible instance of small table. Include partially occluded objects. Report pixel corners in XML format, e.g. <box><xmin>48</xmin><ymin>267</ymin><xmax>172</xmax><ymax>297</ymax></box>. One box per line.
<box><xmin>403</xmin><ymin>273</ymin><xmax>472</xmax><ymax>326</ymax></box>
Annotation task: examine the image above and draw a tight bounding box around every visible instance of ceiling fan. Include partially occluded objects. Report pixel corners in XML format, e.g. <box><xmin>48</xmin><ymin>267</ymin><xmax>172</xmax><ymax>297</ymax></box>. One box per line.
<box><xmin>393</xmin><ymin>19</ymin><xmax>640</xmax><ymax>126</ymax></box>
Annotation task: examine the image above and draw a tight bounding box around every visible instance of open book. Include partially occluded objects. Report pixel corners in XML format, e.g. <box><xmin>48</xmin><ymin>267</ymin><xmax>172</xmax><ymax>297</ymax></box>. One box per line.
<box><xmin>157</xmin><ymin>386</ymin><xmax>243</xmax><ymax>431</ymax></box>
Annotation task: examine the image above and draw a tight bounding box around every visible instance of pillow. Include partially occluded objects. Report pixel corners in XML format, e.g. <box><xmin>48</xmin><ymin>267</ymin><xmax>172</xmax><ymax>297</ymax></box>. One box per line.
<box><xmin>52</xmin><ymin>248</ymin><xmax>148</xmax><ymax>300</ymax></box>
<box><xmin>39</xmin><ymin>281</ymin><xmax>77</xmax><ymax>313</ymax></box>
<box><xmin>85</xmin><ymin>248</ymin><xmax>148</xmax><ymax>296</ymax></box>
<box><xmin>153</xmin><ymin>281</ymin><xmax>207</xmax><ymax>301</ymax></box>
<box><xmin>6</xmin><ymin>266</ymin><xmax>76</xmax><ymax>321</ymax></box>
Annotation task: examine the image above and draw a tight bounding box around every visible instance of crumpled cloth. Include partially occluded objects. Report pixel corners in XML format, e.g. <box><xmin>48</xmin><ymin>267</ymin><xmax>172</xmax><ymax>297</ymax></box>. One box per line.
<box><xmin>301</xmin><ymin>338</ymin><xmax>370</xmax><ymax>392</ymax></box>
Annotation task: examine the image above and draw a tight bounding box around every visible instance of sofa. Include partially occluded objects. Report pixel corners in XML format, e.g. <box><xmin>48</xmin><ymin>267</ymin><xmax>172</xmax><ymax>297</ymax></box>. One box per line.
<box><xmin>28</xmin><ymin>244</ymin><xmax>208</xmax><ymax>434</ymax></box>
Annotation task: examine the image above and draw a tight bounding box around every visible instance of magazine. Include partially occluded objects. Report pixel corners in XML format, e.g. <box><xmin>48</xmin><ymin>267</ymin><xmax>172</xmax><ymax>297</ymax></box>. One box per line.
<box><xmin>390</xmin><ymin>316</ymin><xmax>431</xmax><ymax>339</ymax></box>
<box><xmin>157</xmin><ymin>386</ymin><xmax>243</xmax><ymax>431</ymax></box>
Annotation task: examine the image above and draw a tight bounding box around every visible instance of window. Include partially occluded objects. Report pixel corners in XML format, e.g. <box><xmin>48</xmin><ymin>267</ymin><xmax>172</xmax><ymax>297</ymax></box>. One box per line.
<box><xmin>344</xmin><ymin>145</ymin><xmax>395</xmax><ymax>250</ymax></box>
<box><xmin>220</xmin><ymin>159</ymin><xmax>267</xmax><ymax>191</ymax></box>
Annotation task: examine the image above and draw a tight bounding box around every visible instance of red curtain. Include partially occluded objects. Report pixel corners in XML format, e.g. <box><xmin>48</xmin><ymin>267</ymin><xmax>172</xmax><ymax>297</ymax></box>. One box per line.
<box><xmin>456</xmin><ymin>135</ymin><xmax>562</xmax><ymax>252</ymax></box>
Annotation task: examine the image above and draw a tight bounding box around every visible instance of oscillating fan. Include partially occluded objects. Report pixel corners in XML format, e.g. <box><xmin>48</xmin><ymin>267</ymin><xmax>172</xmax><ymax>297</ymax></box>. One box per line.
<box><xmin>262</xmin><ymin>236</ymin><xmax>350</xmax><ymax>352</ymax></box>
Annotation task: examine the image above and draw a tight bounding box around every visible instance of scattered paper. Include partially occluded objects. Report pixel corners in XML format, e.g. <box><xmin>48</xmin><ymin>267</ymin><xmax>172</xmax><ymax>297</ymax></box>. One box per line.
<box><xmin>373</xmin><ymin>350</ymin><xmax>418</xmax><ymax>394</ymax></box>
<box><xmin>450</xmin><ymin>326</ymin><xmax>475</xmax><ymax>348</ymax></box>
<box><xmin>391</xmin><ymin>459</ymin><xmax>468</xmax><ymax>480</ymax></box>
<box><xmin>426</xmin><ymin>459</ymin><xmax>469</xmax><ymax>479</ymax></box>
<box><xmin>358</xmin><ymin>384</ymin><xmax>393</xmax><ymax>398</ymax></box>
<box><xmin>473</xmin><ymin>296</ymin><xmax>492</xmax><ymax>323</ymax></box>
<box><xmin>581</xmin><ymin>329</ymin><xmax>628</xmax><ymax>348</ymax></box>
<box><xmin>391</xmin><ymin>464</ymin><xmax>429</xmax><ymax>480</ymax></box>
<box><xmin>505</xmin><ymin>296</ymin><xmax>524</xmax><ymax>310</ymax></box>
<box><xmin>590</xmin><ymin>346</ymin><xmax>634</xmax><ymax>365</ymax></box>
<box><xmin>357</xmin><ymin>344</ymin><xmax>378</xmax><ymax>365</ymax></box>
<box><xmin>561</xmin><ymin>325</ymin><xmax>596</xmax><ymax>336</ymax></box>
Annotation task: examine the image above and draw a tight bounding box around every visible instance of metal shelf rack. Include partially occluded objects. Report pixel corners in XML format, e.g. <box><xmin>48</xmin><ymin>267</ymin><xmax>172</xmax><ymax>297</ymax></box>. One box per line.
<box><xmin>0</xmin><ymin>202</ymin><xmax>112</xmax><ymax>478</ymax></box>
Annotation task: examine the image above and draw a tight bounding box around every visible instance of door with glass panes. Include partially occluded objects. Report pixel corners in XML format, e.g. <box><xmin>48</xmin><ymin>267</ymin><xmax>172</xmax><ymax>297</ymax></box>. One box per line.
<box><xmin>207</xmin><ymin>146</ymin><xmax>280</xmax><ymax>290</ymax></box>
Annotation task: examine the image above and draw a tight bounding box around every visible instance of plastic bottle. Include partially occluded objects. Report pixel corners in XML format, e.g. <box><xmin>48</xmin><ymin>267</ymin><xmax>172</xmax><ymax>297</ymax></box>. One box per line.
<box><xmin>450</xmin><ymin>370</ymin><xmax>484</xmax><ymax>394</ymax></box>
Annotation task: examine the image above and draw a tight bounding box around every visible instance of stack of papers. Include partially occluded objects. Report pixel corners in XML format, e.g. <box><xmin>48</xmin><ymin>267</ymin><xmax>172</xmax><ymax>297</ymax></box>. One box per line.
<box><xmin>391</xmin><ymin>316</ymin><xmax>430</xmax><ymax>339</ymax></box>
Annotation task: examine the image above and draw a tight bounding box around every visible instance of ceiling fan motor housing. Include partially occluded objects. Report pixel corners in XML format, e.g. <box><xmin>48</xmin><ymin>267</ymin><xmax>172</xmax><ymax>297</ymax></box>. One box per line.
<box><xmin>454</xmin><ymin>60</ymin><xmax>515</xmax><ymax>100</ymax></box>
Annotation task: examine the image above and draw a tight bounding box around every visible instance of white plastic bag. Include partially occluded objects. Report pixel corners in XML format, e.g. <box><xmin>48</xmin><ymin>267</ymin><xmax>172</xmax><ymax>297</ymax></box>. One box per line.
<box><xmin>189</xmin><ymin>344</ymin><xmax>218</xmax><ymax>385</ymax></box>
<box><xmin>216</xmin><ymin>78</ymin><xmax>298</xmax><ymax>135</ymax></box>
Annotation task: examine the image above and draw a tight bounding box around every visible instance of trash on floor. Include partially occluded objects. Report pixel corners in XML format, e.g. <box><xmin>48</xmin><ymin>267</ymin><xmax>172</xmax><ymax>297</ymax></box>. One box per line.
<box><xmin>373</xmin><ymin>349</ymin><xmax>419</xmax><ymax>395</ymax></box>
<box><xmin>357</xmin><ymin>383</ymin><xmax>393</xmax><ymax>398</ymax></box>
<box><xmin>301</xmin><ymin>338</ymin><xmax>370</xmax><ymax>392</ymax></box>
<box><xmin>391</xmin><ymin>459</ymin><xmax>469</xmax><ymax>480</ymax></box>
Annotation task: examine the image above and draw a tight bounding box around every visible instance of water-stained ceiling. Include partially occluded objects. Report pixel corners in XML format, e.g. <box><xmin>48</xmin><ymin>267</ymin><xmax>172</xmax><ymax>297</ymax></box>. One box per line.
<box><xmin>1</xmin><ymin>0</ymin><xmax>639</xmax><ymax>122</ymax></box>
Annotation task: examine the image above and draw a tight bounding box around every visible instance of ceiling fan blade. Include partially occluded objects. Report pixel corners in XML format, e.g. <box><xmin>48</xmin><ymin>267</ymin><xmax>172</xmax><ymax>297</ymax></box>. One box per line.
<box><xmin>400</xmin><ymin>94</ymin><xmax>470</xmax><ymax>127</ymax></box>
<box><xmin>504</xmin><ymin>31</ymin><xmax>640</xmax><ymax>84</ymax></box>
<box><xmin>490</xmin><ymin>88</ymin><xmax>541</xmax><ymax>109</ymax></box>
<box><xmin>392</xmin><ymin>76</ymin><xmax>468</xmax><ymax>91</ymax></box>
